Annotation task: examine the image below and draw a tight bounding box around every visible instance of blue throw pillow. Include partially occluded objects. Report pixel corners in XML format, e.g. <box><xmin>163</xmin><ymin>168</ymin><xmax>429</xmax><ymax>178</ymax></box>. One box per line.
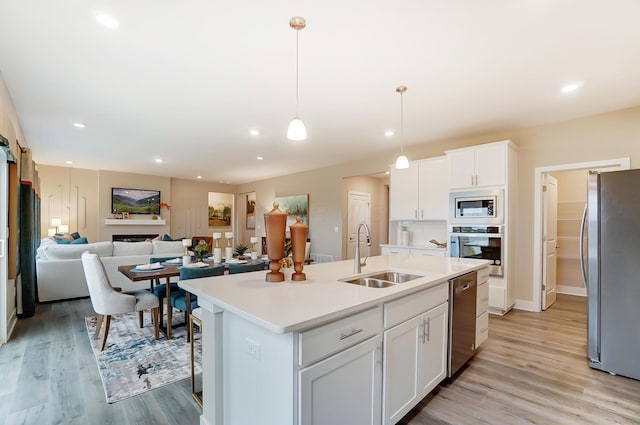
<box><xmin>70</xmin><ymin>237</ymin><xmax>88</xmax><ymax>244</ymax></box>
<box><xmin>71</xmin><ymin>232</ymin><xmax>81</xmax><ymax>240</ymax></box>
<box><xmin>162</xmin><ymin>234</ymin><xmax>174</xmax><ymax>241</ymax></box>
<box><xmin>55</xmin><ymin>238</ymin><xmax>72</xmax><ymax>244</ymax></box>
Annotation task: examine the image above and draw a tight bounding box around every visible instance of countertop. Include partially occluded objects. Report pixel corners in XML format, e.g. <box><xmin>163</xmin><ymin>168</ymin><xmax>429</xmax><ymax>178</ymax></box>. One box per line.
<box><xmin>379</xmin><ymin>244</ymin><xmax>447</xmax><ymax>252</ymax></box>
<box><xmin>179</xmin><ymin>255</ymin><xmax>488</xmax><ymax>334</ymax></box>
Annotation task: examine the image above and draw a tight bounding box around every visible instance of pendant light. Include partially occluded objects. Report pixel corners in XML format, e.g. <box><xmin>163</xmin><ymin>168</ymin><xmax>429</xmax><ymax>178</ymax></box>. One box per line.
<box><xmin>395</xmin><ymin>86</ymin><xmax>409</xmax><ymax>169</ymax></box>
<box><xmin>287</xmin><ymin>16</ymin><xmax>307</xmax><ymax>141</ymax></box>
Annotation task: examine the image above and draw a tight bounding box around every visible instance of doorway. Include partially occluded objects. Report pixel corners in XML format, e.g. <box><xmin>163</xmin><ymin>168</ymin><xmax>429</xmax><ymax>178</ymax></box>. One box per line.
<box><xmin>533</xmin><ymin>158</ymin><xmax>630</xmax><ymax>312</ymax></box>
<box><xmin>346</xmin><ymin>192</ymin><xmax>371</xmax><ymax>260</ymax></box>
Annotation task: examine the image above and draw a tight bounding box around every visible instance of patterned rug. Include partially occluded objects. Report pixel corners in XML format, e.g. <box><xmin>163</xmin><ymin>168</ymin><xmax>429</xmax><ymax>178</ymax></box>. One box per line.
<box><xmin>85</xmin><ymin>311</ymin><xmax>201</xmax><ymax>403</ymax></box>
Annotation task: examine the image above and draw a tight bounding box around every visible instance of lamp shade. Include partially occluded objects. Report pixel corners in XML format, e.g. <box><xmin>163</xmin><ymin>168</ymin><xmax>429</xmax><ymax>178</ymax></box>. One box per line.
<box><xmin>212</xmin><ymin>232</ymin><xmax>222</xmax><ymax>239</ymax></box>
<box><xmin>287</xmin><ymin>118</ymin><xmax>307</xmax><ymax>141</ymax></box>
<box><xmin>225</xmin><ymin>232</ymin><xmax>234</xmax><ymax>239</ymax></box>
<box><xmin>250</xmin><ymin>236</ymin><xmax>258</xmax><ymax>244</ymax></box>
<box><xmin>182</xmin><ymin>238</ymin><xmax>192</xmax><ymax>247</ymax></box>
<box><xmin>395</xmin><ymin>155</ymin><xmax>409</xmax><ymax>169</ymax></box>
<box><xmin>51</xmin><ymin>218</ymin><xmax>62</xmax><ymax>227</ymax></box>
<box><xmin>58</xmin><ymin>224</ymin><xmax>69</xmax><ymax>233</ymax></box>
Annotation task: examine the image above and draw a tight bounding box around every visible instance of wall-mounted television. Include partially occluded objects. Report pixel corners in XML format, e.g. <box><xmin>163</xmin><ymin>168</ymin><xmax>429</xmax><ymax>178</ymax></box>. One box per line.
<box><xmin>112</xmin><ymin>188</ymin><xmax>161</xmax><ymax>215</ymax></box>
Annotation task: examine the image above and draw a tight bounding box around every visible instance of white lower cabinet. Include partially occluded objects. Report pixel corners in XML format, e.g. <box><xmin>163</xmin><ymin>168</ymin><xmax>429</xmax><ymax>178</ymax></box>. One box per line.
<box><xmin>299</xmin><ymin>335</ymin><xmax>383</xmax><ymax>425</ymax></box>
<box><xmin>382</xmin><ymin>286</ymin><xmax>449</xmax><ymax>425</ymax></box>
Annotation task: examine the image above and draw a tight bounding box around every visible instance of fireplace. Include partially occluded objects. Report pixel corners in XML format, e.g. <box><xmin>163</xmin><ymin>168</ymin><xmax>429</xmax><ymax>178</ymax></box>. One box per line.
<box><xmin>112</xmin><ymin>234</ymin><xmax>159</xmax><ymax>242</ymax></box>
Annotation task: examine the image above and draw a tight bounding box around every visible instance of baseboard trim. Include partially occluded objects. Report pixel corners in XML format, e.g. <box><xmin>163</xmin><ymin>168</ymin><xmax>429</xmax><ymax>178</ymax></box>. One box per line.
<box><xmin>514</xmin><ymin>298</ymin><xmax>539</xmax><ymax>312</ymax></box>
<box><xmin>557</xmin><ymin>285</ymin><xmax>587</xmax><ymax>297</ymax></box>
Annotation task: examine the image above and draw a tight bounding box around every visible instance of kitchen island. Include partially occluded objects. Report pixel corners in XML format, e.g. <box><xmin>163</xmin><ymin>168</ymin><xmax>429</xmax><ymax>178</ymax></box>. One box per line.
<box><xmin>179</xmin><ymin>254</ymin><xmax>489</xmax><ymax>425</ymax></box>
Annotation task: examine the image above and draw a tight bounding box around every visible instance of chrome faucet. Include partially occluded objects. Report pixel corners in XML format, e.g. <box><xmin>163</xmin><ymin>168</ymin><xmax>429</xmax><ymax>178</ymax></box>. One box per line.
<box><xmin>354</xmin><ymin>222</ymin><xmax>371</xmax><ymax>273</ymax></box>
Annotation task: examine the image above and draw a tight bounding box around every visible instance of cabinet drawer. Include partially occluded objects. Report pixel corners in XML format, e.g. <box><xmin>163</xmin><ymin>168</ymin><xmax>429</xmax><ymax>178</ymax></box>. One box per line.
<box><xmin>476</xmin><ymin>282</ymin><xmax>489</xmax><ymax>316</ymax></box>
<box><xmin>476</xmin><ymin>311</ymin><xmax>489</xmax><ymax>347</ymax></box>
<box><xmin>384</xmin><ymin>282</ymin><xmax>448</xmax><ymax>329</ymax></box>
<box><xmin>298</xmin><ymin>306</ymin><xmax>382</xmax><ymax>367</ymax></box>
<box><xmin>477</xmin><ymin>266</ymin><xmax>490</xmax><ymax>284</ymax></box>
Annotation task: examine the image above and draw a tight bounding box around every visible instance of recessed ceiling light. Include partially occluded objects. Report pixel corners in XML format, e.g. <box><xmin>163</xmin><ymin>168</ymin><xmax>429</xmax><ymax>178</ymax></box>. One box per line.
<box><xmin>385</xmin><ymin>171</ymin><xmax>390</xmax><ymax>175</ymax></box>
<box><xmin>561</xmin><ymin>81</ymin><xmax>584</xmax><ymax>93</ymax></box>
<box><xmin>384</xmin><ymin>130</ymin><xmax>394</xmax><ymax>137</ymax></box>
<box><xmin>249</xmin><ymin>130</ymin><xmax>260</xmax><ymax>136</ymax></box>
<box><xmin>197</xmin><ymin>175</ymin><xmax>203</xmax><ymax>179</ymax></box>
<box><xmin>73</xmin><ymin>122</ymin><xmax>85</xmax><ymax>129</ymax></box>
<box><xmin>96</xmin><ymin>13</ymin><xmax>119</xmax><ymax>29</ymax></box>
<box><xmin>65</xmin><ymin>160</ymin><xmax>74</xmax><ymax>165</ymax></box>
<box><xmin>257</xmin><ymin>156</ymin><xmax>264</xmax><ymax>160</ymax></box>
<box><xmin>154</xmin><ymin>158</ymin><xmax>163</xmax><ymax>163</ymax></box>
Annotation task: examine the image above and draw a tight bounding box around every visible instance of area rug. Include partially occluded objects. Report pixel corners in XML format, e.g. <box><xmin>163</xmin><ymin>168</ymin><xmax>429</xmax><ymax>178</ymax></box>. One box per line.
<box><xmin>85</xmin><ymin>311</ymin><xmax>201</xmax><ymax>403</ymax></box>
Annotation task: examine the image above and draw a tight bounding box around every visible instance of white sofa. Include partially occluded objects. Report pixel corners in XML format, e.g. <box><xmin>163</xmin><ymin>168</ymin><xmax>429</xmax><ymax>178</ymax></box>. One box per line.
<box><xmin>36</xmin><ymin>238</ymin><xmax>185</xmax><ymax>302</ymax></box>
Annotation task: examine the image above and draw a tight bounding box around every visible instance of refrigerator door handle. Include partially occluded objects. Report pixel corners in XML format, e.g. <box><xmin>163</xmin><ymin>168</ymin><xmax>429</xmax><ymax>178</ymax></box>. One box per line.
<box><xmin>579</xmin><ymin>203</ymin><xmax>588</xmax><ymax>289</ymax></box>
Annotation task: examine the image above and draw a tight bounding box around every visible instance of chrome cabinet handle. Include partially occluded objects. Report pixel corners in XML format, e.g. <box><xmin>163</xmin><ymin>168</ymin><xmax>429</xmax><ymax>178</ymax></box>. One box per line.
<box><xmin>426</xmin><ymin>317</ymin><xmax>431</xmax><ymax>342</ymax></box>
<box><xmin>420</xmin><ymin>320</ymin><xmax>426</xmax><ymax>344</ymax></box>
<box><xmin>339</xmin><ymin>328</ymin><xmax>363</xmax><ymax>340</ymax></box>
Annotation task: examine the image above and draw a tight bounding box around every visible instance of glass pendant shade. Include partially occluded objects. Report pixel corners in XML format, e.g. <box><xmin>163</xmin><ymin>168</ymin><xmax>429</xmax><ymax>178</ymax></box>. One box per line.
<box><xmin>395</xmin><ymin>154</ymin><xmax>409</xmax><ymax>169</ymax></box>
<box><xmin>287</xmin><ymin>117</ymin><xmax>307</xmax><ymax>141</ymax></box>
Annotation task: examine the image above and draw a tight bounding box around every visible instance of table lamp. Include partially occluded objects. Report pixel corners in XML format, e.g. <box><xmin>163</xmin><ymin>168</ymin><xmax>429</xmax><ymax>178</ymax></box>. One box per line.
<box><xmin>225</xmin><ymin>232</ymin><xmax>234</xmax><ymax>261</ymax></box>
<box><xmin>212</xmin><ymin>233</ymin><xmax>222</xmax><ymax>263</ymax></box>
<box><xmin>182</xmin><ymin>238</ymin><xmax>192</xmax><ymax>266</ymax></box>
<box><xmin>51</xmin><ymin>218</ymin><xmax>61</xmax><ymax>233</ymax></box>
<box><xmin>250</xmin><ymin>236</ymin><xmax>259</xmax><ymax>260</ymax></box>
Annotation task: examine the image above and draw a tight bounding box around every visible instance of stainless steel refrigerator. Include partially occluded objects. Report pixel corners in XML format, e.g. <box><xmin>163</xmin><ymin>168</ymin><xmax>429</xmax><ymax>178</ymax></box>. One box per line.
<box><xmin>581</xmin><ymin>169</ymin><xmax>640</xmax><ymax>380</ymax></box>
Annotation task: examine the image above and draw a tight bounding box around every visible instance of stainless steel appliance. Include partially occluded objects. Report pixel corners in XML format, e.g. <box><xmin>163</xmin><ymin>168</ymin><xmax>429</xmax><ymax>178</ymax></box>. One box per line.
<box><xmin>449</xmin><ymin>225</ymin><xmax>503</xmax><ymax>276</ymax></box>
<box><xmin>449</xmin><ymin>189</ymin><xmax>503</xmax><ymax>224</ymax></box>
<box><xmin>582</xmin><ymin>169</ymin><xmax>640</xmax><ymax>380</ymax></box>
<box><xmin>448</xmin><ymin>271</ymin><xmax>477</xmax><ymax>377</ymax></box>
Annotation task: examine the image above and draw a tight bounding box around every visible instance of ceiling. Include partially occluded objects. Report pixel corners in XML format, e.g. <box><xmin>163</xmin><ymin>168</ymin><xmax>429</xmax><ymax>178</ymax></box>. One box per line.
<box><xmin>1</xmin><ymin>1</ymin><xmax>640</xmax><ymax>184</ymax></box>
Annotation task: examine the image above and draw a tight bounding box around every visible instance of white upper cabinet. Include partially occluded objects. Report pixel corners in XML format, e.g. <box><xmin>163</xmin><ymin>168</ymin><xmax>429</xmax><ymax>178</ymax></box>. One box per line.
<box><xmin>390</xmin><ymin>156</ymin><xmax>448</xmax><ymax>221</ymax></box>
<box><xmin>447</xmin><ymin>142</ymin><xmax>509</xmax><ymax>190</ymax></box>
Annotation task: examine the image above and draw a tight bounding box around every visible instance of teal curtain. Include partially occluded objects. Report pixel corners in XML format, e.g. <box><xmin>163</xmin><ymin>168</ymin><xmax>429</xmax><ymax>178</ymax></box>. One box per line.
<box><xmin>18</xmin><ymin>150</ymin><xmax>37</xmax><ymax>317</ymax></box>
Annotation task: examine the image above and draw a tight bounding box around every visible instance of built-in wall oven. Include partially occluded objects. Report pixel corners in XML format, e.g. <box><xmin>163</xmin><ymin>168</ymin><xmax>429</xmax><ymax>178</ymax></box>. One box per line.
<box><xmin>449</xmin><ymin>189</ymin><xmax>503</xmax><ymax>225</ymax></box>
<box><xmin>449</xmin><ymin>225</ymin><xmax>503</xmax><ymax>276</ymax></box>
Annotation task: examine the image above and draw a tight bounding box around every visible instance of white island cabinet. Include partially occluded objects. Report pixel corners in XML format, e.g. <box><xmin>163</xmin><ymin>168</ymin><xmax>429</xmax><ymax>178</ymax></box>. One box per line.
<box><xmin>180</xmin><ymin>255</ymin><xmax>489</xmax><ymax>425</ymax></box>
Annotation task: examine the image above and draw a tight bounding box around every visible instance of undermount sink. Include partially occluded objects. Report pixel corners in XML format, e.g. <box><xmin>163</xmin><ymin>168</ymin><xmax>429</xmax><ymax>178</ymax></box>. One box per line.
<box><xmin>340</xmin><ymin>270</ymin><xmax>423</xmax><ymax>288</ymax></box>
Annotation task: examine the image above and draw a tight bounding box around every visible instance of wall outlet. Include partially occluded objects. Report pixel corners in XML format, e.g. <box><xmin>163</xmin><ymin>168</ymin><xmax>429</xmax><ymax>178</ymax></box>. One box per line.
<box><xmin>334</xmin><ymin>226</ymin><xmax>339</xmax><ymax>233</ymax></box>
<box><xmin>246</xmin><ymin>338</ymin><xmax>261</xmax><ymax>360</ymax></box>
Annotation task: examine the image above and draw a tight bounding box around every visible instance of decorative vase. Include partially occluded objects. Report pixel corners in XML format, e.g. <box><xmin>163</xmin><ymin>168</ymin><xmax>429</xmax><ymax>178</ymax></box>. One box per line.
<box><xmin>290</xmin><ymin>216</ymin><xmax>308</xmax><ymax>281</ymax></box>
<box><xmin>264</xmin><ymin>202</ymin><xmax>287</xmax><ymax>282</ymax></box>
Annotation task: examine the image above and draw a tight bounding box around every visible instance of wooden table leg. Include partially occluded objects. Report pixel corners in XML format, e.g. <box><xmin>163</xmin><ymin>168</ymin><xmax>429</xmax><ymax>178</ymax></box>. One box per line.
<box><xmin>165</xmin><ymin>276</ymin><xmax>172</xmax><ymax>339</ymax></box>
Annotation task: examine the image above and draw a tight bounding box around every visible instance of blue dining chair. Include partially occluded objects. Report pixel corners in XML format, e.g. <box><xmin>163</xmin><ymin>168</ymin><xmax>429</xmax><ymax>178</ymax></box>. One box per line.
<box><xmin>170</xmin><ymin>265</ymin><xmax>226</xmax><ymax>341</ymax></box>
<box><xmin>149</xmin><ymin>256</ymin><xmax>182</xmax><ymax>325</ymax></box>
<box><xmin>227</xmin><ymin>261</ymin><xmax>267</xmax><ymax>274</ymax></box>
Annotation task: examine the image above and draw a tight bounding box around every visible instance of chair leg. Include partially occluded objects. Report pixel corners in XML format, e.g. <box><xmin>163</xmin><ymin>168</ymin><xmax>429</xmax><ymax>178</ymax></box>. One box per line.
<box><xmin>152</xmin><ymin>307</ymin><xmax>159</xmax><ymax>340</ymax></box>
<box><xmin>100</xmin><ymin>315</ymin><xmax>111</xmax><ymax>351</ymax></box>
<box><xmin>138</xmin><ymin>311</ymin><xmax>144</xmax><ymax>328</ymax></box>
<box><xmin>93</xmin><ymin>315</ymin><xmax>104</xmax><ymax>340</ymax></box>
<box><xmin>158</xmin><ymin>299</ymin><xmax>164</xmax><ymax>329</ymax></box>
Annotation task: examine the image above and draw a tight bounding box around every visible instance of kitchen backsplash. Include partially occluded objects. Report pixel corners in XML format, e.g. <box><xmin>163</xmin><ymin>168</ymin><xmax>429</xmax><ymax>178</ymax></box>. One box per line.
<box><xmin>389</xmin><ymin>220</ymin><xmax>447</xmax><ymax>247</ymax></box>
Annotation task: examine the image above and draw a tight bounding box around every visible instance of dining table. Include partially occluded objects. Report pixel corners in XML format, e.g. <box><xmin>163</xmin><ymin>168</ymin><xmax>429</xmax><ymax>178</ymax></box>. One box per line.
<box><xmin>118</xmin><ymin>263</ymin><xmax>181</xmax><ymax>339</ymax></box>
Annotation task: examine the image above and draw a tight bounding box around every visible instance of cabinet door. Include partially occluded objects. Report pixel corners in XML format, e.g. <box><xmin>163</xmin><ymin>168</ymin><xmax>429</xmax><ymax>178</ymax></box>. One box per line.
<box><xmin>383</xmin><ymin>314</ymin><xmax>422</xmax><ymax>425</ymax></box>
<box><xmin>474</xmin><ymin>143</ymin><xmax>506</xmax><ymax>187</ymax></box>
<box><xmin>448</xmin><ymin>149</ymin><xmax>476</xmax><ymax>189</ymax></box>
<box><xmin>418</xmin><ymin>157</ymin><xmax>448</xmax><ymax>220</ymax></box>
<box><xmin>381</xmin><ymin>246</ymin><xmax>411</xmax><ymax>255</ymax></box>
<box><xmin>417</xmin><ymin>303</ymin><xmax>448</xmax><ymax>398</ymax></box>
<box><xmin>383</xmin><ymin>302</ymin><xmax>449</xmax><ymax>424</ymax></box>
<box><xmin>299</xmin><ymin>335</ymin><xmax>382</xmax><ymax>425</ymax></box>
<box><xmin>390</xmin><ymin>165</ymin><xmax>419</xmax><ymax>220</ymax></box>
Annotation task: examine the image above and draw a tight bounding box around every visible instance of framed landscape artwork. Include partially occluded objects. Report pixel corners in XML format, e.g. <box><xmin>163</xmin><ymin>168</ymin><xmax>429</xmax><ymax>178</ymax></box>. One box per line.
<box><xmin>274</xmin><ymin>194</ymin><xmax>309</xmax><ymax>228</ymax></box>
<box><xmin>208</xmin><ymin>192</ymin><xmax>233</xmax><ymax>227</ymax></box>
<box><xmin>246</xmin><ymin>192</ymin><xmax>256</xmax><ymax>229</ymax></box>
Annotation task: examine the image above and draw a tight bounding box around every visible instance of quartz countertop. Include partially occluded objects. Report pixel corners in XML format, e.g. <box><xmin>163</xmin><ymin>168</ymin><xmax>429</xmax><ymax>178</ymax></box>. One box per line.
<box><xmin>179</xmin><ymin>255</ymin><xmax>488</xmax><ymax>334</ymax></box>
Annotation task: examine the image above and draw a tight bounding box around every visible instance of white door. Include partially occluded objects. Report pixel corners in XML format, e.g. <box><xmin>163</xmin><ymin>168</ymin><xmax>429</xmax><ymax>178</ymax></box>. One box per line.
<box><xmin>542</xmin><ymin>174</ymin><xmax>558</xmax><ymax>310</ymax></box>
<box><xmin>0</xmin><ymin>150</ymin><xmax>9</xmax><ymax>344</ymax></box>
<box><xmin>299</xmin><ymin>335</ymin><xmax>382</xmax><ymax>425</ymax></box>
<box><xmin>347</xmin><ymin>192</ymin><xmax>371</xmax><ymax>260</ymax></box>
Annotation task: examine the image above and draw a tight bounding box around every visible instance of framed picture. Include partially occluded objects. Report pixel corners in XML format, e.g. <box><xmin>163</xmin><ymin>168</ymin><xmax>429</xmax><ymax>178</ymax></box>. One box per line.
<box><xmin>122</xmin><ymin>211</ymin><xmax>130</xmax><ymax>219</ymax></box>
<box><xmin>208</xmin><ymin>192</ymin><xmax>234</xmax><ymax>227</ymax></box>
<box><xmin>246</xmin><ymin>192</ymin><xmax>256</xmax><ymax>229</ymax></box>
<box><xmin>274</xmin><ymin>194</ymin><xmax>309</xmax><ymax>229</ymax></box>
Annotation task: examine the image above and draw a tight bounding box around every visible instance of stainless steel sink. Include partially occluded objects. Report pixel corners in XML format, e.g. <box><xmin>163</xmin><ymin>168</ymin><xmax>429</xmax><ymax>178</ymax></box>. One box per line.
<box><xmin>339</xmin><ymin>270</ymin><xmax>423</xmax><ymax>288</ymax></box>
<box><xmin>367</xmin><ymin>271</ymin><xmax>423</xmax><ymax>284</ymax></box>
<box><xmin>342</xmin><ymin>277</ymin><xmax>395</xmax><ymax>288</ymax></box>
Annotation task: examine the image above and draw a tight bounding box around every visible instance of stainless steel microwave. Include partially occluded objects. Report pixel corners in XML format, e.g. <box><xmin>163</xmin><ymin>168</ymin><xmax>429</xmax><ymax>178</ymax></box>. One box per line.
<box><xmin>449</xmin><ymin>189</ymin><xmax>503</xmax><ymax>224</ymax></box>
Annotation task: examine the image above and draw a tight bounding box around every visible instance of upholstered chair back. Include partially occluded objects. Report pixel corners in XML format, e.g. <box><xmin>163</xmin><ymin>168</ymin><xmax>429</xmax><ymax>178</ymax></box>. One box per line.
<box><xmin>180</xmin><ymin>265</ymin><xmax>226</xmax><ymax>280</ymax></box>
<box><xmin>81</xmin><ymin>252</ymin><xmax>135</xmax><ymax>315</ymax></box>
<box><xmin>227</xmin><ymin>262</ymin><xmax>267</xmax><ymax>274</ymax></box>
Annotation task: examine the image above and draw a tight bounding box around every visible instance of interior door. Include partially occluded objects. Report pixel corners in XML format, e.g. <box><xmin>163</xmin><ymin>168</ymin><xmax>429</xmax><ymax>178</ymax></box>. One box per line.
<box><xmin>0</xmin><ymin>149</ymin><xmax>9</xmax><ymax>343</ymax></box>
<box><xmin>347</xmin><ymin>192</ymin><xmax>371</xmax><ymax>260</ymax></box>
<box><xmin>542</xmin><ymin>174</ymin><xmax>558</xmax><ymax>310</ymax></box>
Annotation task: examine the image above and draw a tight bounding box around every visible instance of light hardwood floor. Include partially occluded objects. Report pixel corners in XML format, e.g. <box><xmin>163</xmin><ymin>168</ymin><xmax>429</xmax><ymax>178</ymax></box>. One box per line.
<box><xmin>1</xmin><ymin>295</ymin><xmax>639</xmax><ymax>424</ymax></box>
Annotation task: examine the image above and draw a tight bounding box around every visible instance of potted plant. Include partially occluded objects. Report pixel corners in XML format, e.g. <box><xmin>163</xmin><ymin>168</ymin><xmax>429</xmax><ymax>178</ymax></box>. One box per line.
<box><xmin>234</xmin><ymin>243</ymin><xmax>249</xmax><ymax>260</ymax></box>
<box><xmin>194</xmin><ymin>239</ymin><xmax>209</xmax><ymax>262</ymax></box>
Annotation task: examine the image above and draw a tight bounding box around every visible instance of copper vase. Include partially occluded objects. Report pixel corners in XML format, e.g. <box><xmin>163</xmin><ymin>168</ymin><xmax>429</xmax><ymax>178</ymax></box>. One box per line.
<box><xmin>264</xmin><ymin>202</ymin><xmax>287</xmax><ymax>282</ymax></box>
<box><xmin>290</xmin><ymin>216</ymin><xmax>308</xmax><ymax>281</ymax></box>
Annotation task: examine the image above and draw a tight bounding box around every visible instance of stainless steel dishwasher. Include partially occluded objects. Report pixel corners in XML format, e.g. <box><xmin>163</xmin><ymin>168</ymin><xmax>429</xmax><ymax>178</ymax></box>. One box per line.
<box><xmin>448</xmin><ymin>270</ymin><xmax>477</xmax><ymax>377</ymax></box>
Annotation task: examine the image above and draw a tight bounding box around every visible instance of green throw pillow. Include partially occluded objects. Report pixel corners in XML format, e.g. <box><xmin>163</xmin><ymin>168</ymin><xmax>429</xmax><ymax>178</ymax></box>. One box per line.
<box><xmin>71</xmin><ymin>232</ymin><xmax>81</xmax><ymax>240</ymax></box>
